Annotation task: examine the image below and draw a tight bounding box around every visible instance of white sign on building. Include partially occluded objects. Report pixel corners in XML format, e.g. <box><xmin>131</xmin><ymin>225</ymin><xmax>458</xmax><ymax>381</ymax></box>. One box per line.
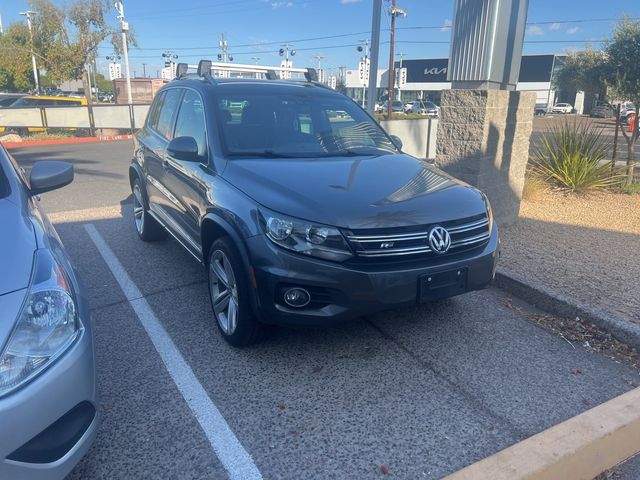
<box><xmin>108</xmin><ymin>62</ymin><xmax>122</xmax><ymax>81</ymax></box>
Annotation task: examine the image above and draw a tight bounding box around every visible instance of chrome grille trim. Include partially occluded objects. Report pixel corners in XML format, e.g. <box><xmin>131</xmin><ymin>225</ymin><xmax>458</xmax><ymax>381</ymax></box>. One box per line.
<box><xmin>346</xmin><ymin>214</ymin><xmax>490</xmax><ymax>259</ymax></box>
<box><xmin>355</xmin><ymin>245</ymin><xmax>433</xmax><ymax>257</ymax></box>
<box><xmin>447</xmin><ymin>218</ymin><xmax>489</xmax><ymax>234</ymax></box>
<box><xmin>451</xmin><ymin>232</ymin><xmax>491</xmax><ymax>248</ymax></box>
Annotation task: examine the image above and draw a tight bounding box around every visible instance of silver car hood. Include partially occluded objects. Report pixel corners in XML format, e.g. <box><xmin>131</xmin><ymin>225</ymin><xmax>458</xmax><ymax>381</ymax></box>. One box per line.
<box><xmin>0</xmin><ymin>198</ymin><xmax>36</xmax><ymax>296</ymax></box>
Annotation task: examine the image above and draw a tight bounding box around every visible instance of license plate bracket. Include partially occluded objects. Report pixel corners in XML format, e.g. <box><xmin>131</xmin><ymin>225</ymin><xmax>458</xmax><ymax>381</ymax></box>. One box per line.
<box><xmin>419</xmin><ymin>267</ymin><xmax>468</xmax><ymax>303</ymax></box>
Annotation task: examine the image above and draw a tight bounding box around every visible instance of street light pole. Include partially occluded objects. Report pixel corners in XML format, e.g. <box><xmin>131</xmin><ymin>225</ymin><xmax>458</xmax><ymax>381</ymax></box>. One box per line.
<box><xmin>20</xmin><ymin>11</ymin><xmax>39</xmax><ymax>94</ymax></box>
<box><xmin>386</xmin><ymin>2</ymin><xmax>405</xmax><ymax>117</ymax></box>
<box><xmin>357</xmin><ymin>39</ymin><xmax>369</xmax><ymax>107</ymax></box>
<box><xmin>115</xmin><ymin>1</ymin><xmax>132</xmax><ymax>104</ymax></box>
<box><xmin>366</xmin><ymin>0</ymin><xmax>383</xmax><ymax>116</ymax></box>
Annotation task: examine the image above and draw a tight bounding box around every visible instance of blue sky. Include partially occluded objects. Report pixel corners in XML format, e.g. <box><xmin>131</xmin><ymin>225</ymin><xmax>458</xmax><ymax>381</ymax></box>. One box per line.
<box><xmin>1</xmin><ymin>0</ymin><xmax>639</xmax><ymax>78</ymax></box>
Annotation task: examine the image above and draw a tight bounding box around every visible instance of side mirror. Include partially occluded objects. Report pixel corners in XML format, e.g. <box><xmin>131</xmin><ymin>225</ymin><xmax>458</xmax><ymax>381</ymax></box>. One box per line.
<box><xmin>167</xmin><ymin>136</ymin><xmax>199</xmax><ymax>161</ymax></box>
<box><xmin>29</xmin><ymin>161</ymin><xmax>73</xmax><ymax>195</ymax></box>
<box><xmin>390</xmin><ymin>135</ymin><xmax>403</xmax><ymax>151</ymax></box>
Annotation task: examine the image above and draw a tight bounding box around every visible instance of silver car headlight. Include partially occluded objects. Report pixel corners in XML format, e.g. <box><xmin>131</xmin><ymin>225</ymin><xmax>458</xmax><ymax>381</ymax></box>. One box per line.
<box><xmin>260</xmin><ymin>210</ymin><xmax>353</xmax><ymax>262</ymax></box>
<box><xmin>481</xmin><ymin>192</ymin><xmax>494</xmax><ymax>231</ymax></box>
<box><xmin>0</xmin><ymin>249</ymin><xmax>83</xmax><ymax>397</ymax></box>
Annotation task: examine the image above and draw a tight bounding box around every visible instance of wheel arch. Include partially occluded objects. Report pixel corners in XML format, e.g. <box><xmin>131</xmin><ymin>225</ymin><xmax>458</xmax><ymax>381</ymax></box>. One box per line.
<box><xmin>201</xmin><ymin>213</ymin><xmax>262</xmax><ymax>319</ymax></box>
<box><xmin>201</xmin><ymin>213</ymin><xmax>252</xmax><ymax>275</ymax></box>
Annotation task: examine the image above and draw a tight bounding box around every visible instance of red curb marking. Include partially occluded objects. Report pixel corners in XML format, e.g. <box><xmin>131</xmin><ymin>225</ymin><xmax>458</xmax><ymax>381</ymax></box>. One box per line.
<box><xmin>1</xmin><ymin>134</ymin><xmax>133</xmax><ymax>149</ymax></box>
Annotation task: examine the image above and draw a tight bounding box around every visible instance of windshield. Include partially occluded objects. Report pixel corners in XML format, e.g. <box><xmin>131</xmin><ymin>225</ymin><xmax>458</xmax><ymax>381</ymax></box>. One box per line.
<box><xmin>215</xmin><ymin>89</ymin><xmax>398</xmax><ymax>158</ymax></box>
<box><xmin>10</xmin><ymin>97</ymin><xmax>38</xmax><ymax>107</ymax></box>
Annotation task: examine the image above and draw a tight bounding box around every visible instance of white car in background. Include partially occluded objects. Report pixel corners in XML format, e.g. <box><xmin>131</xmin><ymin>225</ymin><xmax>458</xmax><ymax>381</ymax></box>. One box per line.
<box><xmin>552</xmin><ymin>103</ymin><xmax>573</xmax><ymax>114</ymax></box>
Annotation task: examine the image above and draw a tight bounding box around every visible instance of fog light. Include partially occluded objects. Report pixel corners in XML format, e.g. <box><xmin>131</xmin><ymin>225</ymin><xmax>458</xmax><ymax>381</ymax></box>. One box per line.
<box><xmin>283</xmin><ymin>288</ymin><xmax>311</xmax><ymax>308</ymax></box>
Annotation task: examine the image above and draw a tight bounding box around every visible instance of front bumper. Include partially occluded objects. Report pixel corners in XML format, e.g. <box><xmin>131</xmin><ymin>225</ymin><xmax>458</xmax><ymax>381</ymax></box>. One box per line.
<box><xmin>247</xmin><ymin>224</ymin><xmax>500</xmax><ymax>326</ymax></box>
<box><xmin>0</xmin><ymin>290</ymin><xmax>97</xmax><ymax>480</ymax></box>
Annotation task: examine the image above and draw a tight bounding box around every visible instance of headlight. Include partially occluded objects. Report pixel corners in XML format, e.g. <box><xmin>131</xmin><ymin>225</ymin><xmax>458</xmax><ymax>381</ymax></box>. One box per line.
<box><xmin>0</xmin><ymin>249</ymin><xmax>83</xmax><ymax>397</ymax></box>
<box><xmin>260</xmin><ymin>210</ymin><xmax>353</xmax><ymax>262</ymax></box>
<box><xmin>481</xmin><ymin>192</ymin><xmax>494</xmax><ymax>231</ymax></box>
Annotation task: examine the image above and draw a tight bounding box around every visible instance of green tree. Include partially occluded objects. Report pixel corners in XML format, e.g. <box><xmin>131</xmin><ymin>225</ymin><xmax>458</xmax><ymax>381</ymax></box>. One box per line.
<box><xmin>0</xmin><ymin>23</ymin><xmax>37</xmax><ymax>92</ymax></box>
<box><xmin>606</xmin><ymin>17</ymin><xmax>640</xmax><ymax>186</ymax></box>
<box><xmin>95</xmin><ymin>72</ymin><xmax>113</xmax><ymax>93</ymax></box>
<box><xmin>553</xmin><ymin>48</ymin><xmax>610</xmax><ymax>101</ymax></box>
<box><xmin>28</xmin><ymin>0</ymin><xmax>126</xmax><ymax>104</ymax></box>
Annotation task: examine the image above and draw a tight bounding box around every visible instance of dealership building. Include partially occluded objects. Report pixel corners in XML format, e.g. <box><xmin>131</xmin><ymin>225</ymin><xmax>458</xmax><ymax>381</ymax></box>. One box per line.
<box><xmin>344</xmin><ymin>54</ymin><xmax>579</xmax><ymax>110</ymax></box>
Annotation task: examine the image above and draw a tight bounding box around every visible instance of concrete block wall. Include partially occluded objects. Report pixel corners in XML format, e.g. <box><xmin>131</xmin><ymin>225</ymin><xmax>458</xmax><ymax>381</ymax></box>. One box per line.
<box><xmin>380</xmin><ymin>118</ymin><xmax>438</xmax><ymax>160</ymax></box>
<box><xmin>436</xmin><ymin>89</ymin><xmax>536</xmax><ymax>225</ymax></box>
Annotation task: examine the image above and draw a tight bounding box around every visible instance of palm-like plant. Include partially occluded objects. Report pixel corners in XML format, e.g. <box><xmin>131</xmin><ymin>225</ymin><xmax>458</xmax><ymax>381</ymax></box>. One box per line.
<box><xmin>533</xmin><ymin>120</ymin><xmax>619</xmax><ymax>192</ymax></box>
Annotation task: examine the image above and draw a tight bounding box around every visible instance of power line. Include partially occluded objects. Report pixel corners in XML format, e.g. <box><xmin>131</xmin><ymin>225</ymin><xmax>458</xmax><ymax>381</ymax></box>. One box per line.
<box><xmin>96</xmin><ymin>15</ymin><xmax>639</xmax><ymax>54</ymax></box>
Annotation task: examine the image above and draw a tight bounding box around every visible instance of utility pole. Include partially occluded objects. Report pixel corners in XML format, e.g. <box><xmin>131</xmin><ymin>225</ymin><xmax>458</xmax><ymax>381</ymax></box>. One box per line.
<box><xmin>366</xmin><ymin>0</ymin><xmax>383</xmax><ymax>116</ymax></box>
<box><xmin>20</xmin><ymin>11</ymin><xmax>39</xmax><ymax>94</ymax></box>
<box><xmin>386</xmin><ymin>1</ymin><xmax>406</xmax><ymax>117</ymax></box>
<box><xmin>218</xmin><ymin>33</ymin><xmax>234</xmax><ymax>62</ymax></box>
<box><xmin>142</xmin><ymin>63</ymin><xmax>147</xmax><ymax>77</ymax></box>
<box><xmin>0</xmin><ymin>11</ymin><xmax>4</xmax><ymax>34</ymax></box>
<box><xmin>115</xmin><ymin>1</ymin><xmax>132</xmax><ymax>104</ymax></box>
<box><xmin>278</xmin><ymin>44</ymin><xmax>296</xmax><ymax>79</ymax></box>
<box><xmin>162</xmin><ymin>51</ymin><xmax>178</xmax><ymax>79</ymax></box>
<box><xmin>92</xmin><ymin>57</ymin><xmax>99</xmax><ymax>101</ymax></box>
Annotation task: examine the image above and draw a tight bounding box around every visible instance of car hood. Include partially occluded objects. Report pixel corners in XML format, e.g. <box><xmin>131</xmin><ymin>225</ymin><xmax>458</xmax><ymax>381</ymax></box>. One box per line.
<box><xmin>0</xmin><ymin>198</ymin><xmax>36</xmax><ymax>296</ymax></box>
<box><xmin>223</xmin><ymin>153</ymin><xmax>487</xmax><ymax>229</ymax></box>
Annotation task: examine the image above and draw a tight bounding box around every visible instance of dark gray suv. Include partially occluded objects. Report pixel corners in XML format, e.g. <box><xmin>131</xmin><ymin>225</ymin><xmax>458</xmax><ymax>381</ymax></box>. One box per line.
<box><xmin>130</xmin><ymin>69</ymin><xmax>499</xmax><ymax>346</ymax></box>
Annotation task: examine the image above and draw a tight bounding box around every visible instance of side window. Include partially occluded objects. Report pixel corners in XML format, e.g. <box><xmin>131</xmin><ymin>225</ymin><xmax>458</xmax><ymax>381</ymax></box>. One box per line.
<box><xmin>146</xmin><ymin>92</ymin><xmax>164</xmax><ymax>131</ymax></box>
<box><xmin>174</xmin><ymin>90</ymin><xmax>206</xmax><ymax>157</ymax></box>
<box><xmin>155</xmin><ymin>89</ymin><xmax>183</xmax><ymax>140</ymax></box>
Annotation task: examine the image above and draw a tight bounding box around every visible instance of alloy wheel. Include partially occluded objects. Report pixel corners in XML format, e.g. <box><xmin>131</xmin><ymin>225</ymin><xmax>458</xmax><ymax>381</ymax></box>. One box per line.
<box><xmin>209</xmin><ymin>250</ymin><xmax>239</xmax><ymax>335</ymax></box>
<box><xmin>133</xmin><ymin>184</ymin><xmax>145</xmax><ymax>234</ymax></box>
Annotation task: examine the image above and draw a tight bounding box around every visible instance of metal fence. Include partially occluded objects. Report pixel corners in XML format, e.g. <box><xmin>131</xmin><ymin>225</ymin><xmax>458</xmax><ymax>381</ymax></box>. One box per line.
<box><xmin>0</xmin><ymin>104</ymin><xmax>151</xmax><ymax>133</ymax></box>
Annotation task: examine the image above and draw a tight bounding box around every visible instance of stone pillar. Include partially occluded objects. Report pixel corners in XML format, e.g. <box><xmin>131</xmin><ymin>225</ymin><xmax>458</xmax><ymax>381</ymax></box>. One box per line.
<box><xmin>436</xmin><ymin>89</ymin><xmax>536</xmax><ymax>226</ymax></box>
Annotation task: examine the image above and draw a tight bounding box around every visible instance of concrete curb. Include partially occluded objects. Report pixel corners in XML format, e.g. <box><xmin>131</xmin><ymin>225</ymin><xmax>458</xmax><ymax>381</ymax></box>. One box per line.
<box><xmin>444</xmin><ymin>387</ymin><xmax>640</xmax><ymax>480</ymax></box>
<box><xmin>1</xmin><ymin>134</ymin><xmax>133</xmax><ymax>149</ymax></box>
<box><xmin>494</xmin><ymin>267</ymin><xmax>640</xmax><ymax>352</ymax></box>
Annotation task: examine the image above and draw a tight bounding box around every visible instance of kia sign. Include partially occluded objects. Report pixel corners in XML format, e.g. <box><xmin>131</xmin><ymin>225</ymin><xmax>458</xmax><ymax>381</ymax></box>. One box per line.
<box><xmin>395</xmin><ymin>59</ymin><xmax>449</xmax><ymax>83</ymax></box>
<box><xmin>394</xmin><ymin>55</ymin><xmax>557</xmax><ymax>85</ymax></box>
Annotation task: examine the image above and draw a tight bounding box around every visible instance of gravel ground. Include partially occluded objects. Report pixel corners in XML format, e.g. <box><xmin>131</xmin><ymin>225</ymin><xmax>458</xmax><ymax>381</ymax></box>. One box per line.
<box><xmin>500</xmin><ymin>190</ymin><xmax>640</xmax><ymax>324</ymax></box>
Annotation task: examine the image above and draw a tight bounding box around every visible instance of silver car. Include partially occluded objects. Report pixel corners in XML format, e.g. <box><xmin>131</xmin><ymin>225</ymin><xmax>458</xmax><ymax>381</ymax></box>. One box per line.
<box><xmin>0</xmin><ymin>147</ymin><xmax>97</xmax><ymax>479</ymax></box>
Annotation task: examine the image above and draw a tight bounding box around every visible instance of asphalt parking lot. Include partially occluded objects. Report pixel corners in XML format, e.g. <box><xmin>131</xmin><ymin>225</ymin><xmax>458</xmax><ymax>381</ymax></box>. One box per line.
<box><xmin>10</xmin><ymin>141</ymin><xmax>640</xmax><ymax>479</ymax></box>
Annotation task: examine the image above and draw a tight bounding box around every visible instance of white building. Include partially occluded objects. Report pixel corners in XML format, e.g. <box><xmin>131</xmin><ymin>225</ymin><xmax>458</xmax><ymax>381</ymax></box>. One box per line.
<box><xmin>344</xmin><ymin>54</ymin><xmax>569</xmax><ymax>109</ymax></box>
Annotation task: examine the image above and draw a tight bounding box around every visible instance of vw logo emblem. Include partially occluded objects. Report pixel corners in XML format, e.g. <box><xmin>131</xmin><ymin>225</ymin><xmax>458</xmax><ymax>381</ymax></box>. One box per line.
<box><xmin>428</xmin><ymin>226</ymin><xmax>451</xmax><ymax>254</ymax></box>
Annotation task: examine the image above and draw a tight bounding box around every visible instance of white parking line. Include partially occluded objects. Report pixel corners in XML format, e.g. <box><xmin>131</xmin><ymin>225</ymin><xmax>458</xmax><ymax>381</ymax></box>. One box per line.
<box><xmin>84</xmin><ymin>223</ymin><xmax>262</xmax><ymax>480</ymax></box>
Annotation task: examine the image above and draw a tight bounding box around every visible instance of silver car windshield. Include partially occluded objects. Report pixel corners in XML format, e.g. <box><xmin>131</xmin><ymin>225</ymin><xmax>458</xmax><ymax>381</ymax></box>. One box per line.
<box><xmin>215</xmin><ymin>92</ymin><xmax>397</xmax><ymax>158</ymax></box>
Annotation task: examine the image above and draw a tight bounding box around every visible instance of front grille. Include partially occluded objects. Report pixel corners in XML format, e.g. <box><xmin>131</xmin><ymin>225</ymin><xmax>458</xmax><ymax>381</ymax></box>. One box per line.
<box><xmin>344</xmin><ymin>213</ymin><xmax>490</xmax><ymax>261</ymax></box>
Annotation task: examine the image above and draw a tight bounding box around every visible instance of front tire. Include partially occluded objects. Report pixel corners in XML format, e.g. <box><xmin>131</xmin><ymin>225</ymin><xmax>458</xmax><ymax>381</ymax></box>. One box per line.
<box><xmin>132</xmin><ymin>178</ymin><xmax>166</xmax><ymax>241</ymax></box>
<box><xmin>207</xmin><ymin>237</ymin><xmax>262</xmax><ymax>347</ymax></box>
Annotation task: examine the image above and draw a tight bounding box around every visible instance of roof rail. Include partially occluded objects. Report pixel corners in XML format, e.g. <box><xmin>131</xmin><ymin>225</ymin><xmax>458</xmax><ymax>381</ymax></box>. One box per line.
<box><xmin>181</xmin><ymin>60</ymin><xmax>321</xmax><ymax>83</ymax></box>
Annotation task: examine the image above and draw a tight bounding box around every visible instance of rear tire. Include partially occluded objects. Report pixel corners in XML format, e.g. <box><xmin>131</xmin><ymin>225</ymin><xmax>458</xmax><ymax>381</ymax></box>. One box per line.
<box><xmin>132</xmin><ymin>178</ymin><xmax>166</xmax><ymax>242</ymax></box>
<box><xmin>207</xmin><ymin>237</ymin><xmax>263</xmax><ymax>347</ymax></box>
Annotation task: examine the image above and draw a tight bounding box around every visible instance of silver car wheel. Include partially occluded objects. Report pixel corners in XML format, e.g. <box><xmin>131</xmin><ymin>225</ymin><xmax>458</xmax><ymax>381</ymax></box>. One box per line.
<box><xmin>209</xmin><ymin>250</ymin><xmax>239</xmax><ymax>335</ymax></box>
<box><xmin>133</xmin><ymin>184</ymin><xmax>145</xmax><ymax>234</ymax></box>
